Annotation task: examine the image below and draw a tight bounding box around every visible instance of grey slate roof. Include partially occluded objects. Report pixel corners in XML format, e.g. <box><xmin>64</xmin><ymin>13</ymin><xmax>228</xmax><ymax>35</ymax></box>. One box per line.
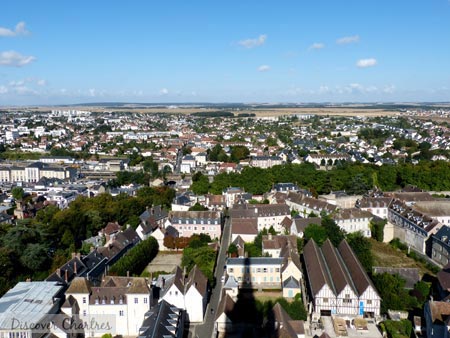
<box><xmin>226</xmin><ymin>257</ymin><xmax>284</xmax><ymax>266</ymax></box>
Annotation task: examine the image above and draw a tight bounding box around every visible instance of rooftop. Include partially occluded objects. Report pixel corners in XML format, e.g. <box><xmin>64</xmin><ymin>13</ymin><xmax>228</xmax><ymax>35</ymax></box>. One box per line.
<box><xmin>0</xmin><ymin>281</ymin><xmax>64</xmax><ymax>330</ymax></box>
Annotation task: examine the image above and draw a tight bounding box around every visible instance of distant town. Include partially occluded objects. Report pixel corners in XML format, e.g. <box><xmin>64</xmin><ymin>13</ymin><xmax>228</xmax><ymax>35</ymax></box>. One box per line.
<box><xmin>1</xmin><ymin>104</ymin><xmax>450</xmax><ymax>338</ymax></box>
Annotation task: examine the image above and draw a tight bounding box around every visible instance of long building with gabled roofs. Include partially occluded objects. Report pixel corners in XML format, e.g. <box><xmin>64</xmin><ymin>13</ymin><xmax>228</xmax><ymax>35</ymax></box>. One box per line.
<box><xmin>303</xmin><ymin>238</ymin><xmax>381</xmax><ymax>317</ymax></box>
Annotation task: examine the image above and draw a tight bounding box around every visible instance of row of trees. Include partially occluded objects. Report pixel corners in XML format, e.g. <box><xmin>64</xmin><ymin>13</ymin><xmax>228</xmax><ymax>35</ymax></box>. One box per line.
<box><xmin>109</xmin><ymin>237</ymin><xmax>159</xmax><ymax>276</ymax></box>
<box><xmin>0</xmin><ymin>186</ymin><xmax>175</xmax><ymax>296</ymax></box>
<box><xmin>192</xmin><ymin>160</ymin><xmax>450</xmax><ymax>195</ymax></box>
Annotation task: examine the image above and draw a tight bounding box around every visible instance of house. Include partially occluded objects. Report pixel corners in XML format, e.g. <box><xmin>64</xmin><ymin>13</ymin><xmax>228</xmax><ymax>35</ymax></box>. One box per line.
<box><xmin>226</xmin><ymin>257</ymin><xmax>284</xmax><ymax>289</ymax></box>
<box><xmin>430</xmin><ymin>226</ymin><xmax>450</xmax><ymax>266</ymax></box>
<box><xmin>357</xmin><ymin>197</ymin><xmax>392</xmax><ymax>220</ymax></box>
<box><xmin>273</xmin><ymin>182</ymin><xmax>299</xmax><ymax>193</ymax></box>
<box><xmin>303</xmin><ymin>239</ymin><xmax>381</xmax><ymax>316</ymax></box>
<box><xmin>0</xmin><ymin>281</ymin><xmax>66</xmax><ymax>338</ymax></box>
<box><xmin>305</xmin><ymin>153</ymin><xmax>349</xmax><ymax>166</ymax></box>
<box><xmin>231</xmin><ymin>218</ymin><xmax>258</xmax><ymax>243</ymax></box>
<box><xmin>388</xmin><ymin>199</ymin><xmax>441</xmax><ymax>255</ymax></box>
<box><xmin>424</xmin><ymin>299</ymin><xmax>450</xmax><ymax>338</ymax></box>
<box><xmin>319</xmin><ymin>191</ymin><xmax>360</xmax><ymax>209</ymax></box>
<box><xmin>332</xmin><ymin>208</ymin><xmax>373</xmax><ymax>237</ymax></box>
<box><xmin>250</xmin><ymin>156</ymin><xmax>283</xmax><ymax>168</ymax></box>
<box><xmin>137</xmin><ymin>206</ymin><xmax>169</xmax><ymax>240</ymax></box>
<box><xmin>64</xmin><ymin>276</ymin><xmax>151</xmax><ymax>337</ymax></box>
<box><xmin>158</xmin><ymin>266</ymin><xmax>208</xmax><ymax>323</ymax></box>
<box><xmin>230</xmin><ymin>203</ymin><xmax>291</xmax><ymax>233</ymax></box>
<box><xmin>271</xmin><ymin>302</ymin><xmax>306</xmax><ymax>338</ymax></box>
<box><xmin>138</xmin><ymin>299</ymin><xmax>185</xmax><ymax>338</ymax></box>
<box><xmin>223</xmin><ymin>187</ymin><xmax>247</xmax><ymax>208</ymax></box>
<box><xmin>286</xmin><ymin>192</ymin><xmax>337</xmax><ymax>217</ymax></box>
<box><xmin>214</xmin><ymin>294</ymin><xmax>256</xmax><ymax>335</ymax></box>
<box><xmin>437</xmin><ymin>262</ymin><xmax>450</xmax><ymax>301</ymax></box>
<box><xmin>180</xmin><ymin>155</ymin><xmax>196</xmax><ymax>173</ymax></box>
<box><xmin>205</xmin><ymin>194</ymin><xmax>226</xmax><ymax>211</ymax></box>
<box><xmin>290</xmin><ymin>217</ymin><xmax>322</xmax><ymax>238</ymax></box>
<box><xmin>167</xmin><ymin>210</ymin><xmax>222</xmax><ymax>239</ymax></box>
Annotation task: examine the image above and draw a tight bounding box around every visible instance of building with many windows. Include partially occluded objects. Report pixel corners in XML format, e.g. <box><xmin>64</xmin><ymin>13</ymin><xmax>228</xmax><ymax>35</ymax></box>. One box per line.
<box><xmin>303</xmin><ymin>239</ymin><xmax>381</xmax><ymax>317</ymax></box>
<box><xmin>167</xmin><ymin>210</ymin><xmax>222</xmax><ymax>239</ymax></box>
<box><xmin>226</xmin><ymin>257</ymin><xmax>284</xmax><ymax>289</ymax></box>
<box><xmin>0</xmin><ymin>162</ymin><xmax>76</xmax><ymax>183</ymax></box>
<box><xmin>64</xmin><ymin>276</ymin><xmax>151</xmax><ymax>337</ymax></box>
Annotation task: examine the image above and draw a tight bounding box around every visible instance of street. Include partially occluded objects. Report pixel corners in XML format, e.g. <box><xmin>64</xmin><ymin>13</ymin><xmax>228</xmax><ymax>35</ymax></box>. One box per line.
<box><xmin>192</xmin><ymin>216</ymin><xmax>232</xmax><ymax>338</ymax></box>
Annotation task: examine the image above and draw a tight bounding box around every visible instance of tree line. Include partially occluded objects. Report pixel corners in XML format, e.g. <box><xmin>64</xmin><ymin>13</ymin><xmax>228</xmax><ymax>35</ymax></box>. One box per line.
<box><xmin>192</xmin><ymin>161</ymin><xmax>450</xmax><ymax>196</ymax></box>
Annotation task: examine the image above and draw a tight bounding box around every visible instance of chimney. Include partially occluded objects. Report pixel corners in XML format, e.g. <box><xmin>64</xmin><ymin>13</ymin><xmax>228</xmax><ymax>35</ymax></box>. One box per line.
<box><xmin>127</xmin><ymin>271</ymin><xmax>130</xmax><ymax>278</ymax></box>
<box><xmin>254</xmin><ymin>208</ymin><xmax>258</xmax><ymax>214</ymax></box>
<box><xmin>77</xmin><ymin>253</ymin><xmax>81</xmax><ymax>259</ymax></box>
<box><xmin>151</xmin><ymin>207</ymin><xmax>155</xmax><ymax>215</ymax></box>
<box><xmin>64</xmin><ymin>269</ymin><xmax>68</xmax><ymax>282</ymax></box>
<box><xmin>57</xmin><ymin>268</ymin><xmax>61</xmax><ymax>277</ymax></box>
<box><xmin>26</xmin><ymin>278</ymin><xmax>31</xmax><ymax>282</ymax></box>
<box><xmin>74</xmin><ymin>262</ymin><xmax>77</xmax><ymax>274</ymax></box>
<box><xmin>71</xmin><ymin>252</ymin><xmax>76</xmax><ymax>259</ymax></box>
<box><xmin>268</xmin><ymin>233</ymin><xmax>272</xmax><ymax>240</ymax></box>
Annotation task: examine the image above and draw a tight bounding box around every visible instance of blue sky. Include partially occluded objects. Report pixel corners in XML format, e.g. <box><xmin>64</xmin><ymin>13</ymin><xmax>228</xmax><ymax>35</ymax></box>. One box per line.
<box><xmin>1</xmin><ymin>0</ymin><xmax>449</xmax><ymax>105</ymax></box>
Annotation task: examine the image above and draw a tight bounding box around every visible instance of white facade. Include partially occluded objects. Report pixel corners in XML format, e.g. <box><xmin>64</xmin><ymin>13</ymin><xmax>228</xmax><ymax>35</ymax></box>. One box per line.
<box><xmin>65</xmin><ymin>277</ymin><xmax>150</xmax><ymax>337</ymax></box>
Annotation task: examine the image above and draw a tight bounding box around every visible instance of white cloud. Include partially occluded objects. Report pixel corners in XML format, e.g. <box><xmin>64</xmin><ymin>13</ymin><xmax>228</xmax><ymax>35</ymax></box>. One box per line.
<box><xmin>356</xmin><ymin>58</ymin><xmax>377</xmax><ymax>68</ymax></box>
<box><xmin>258</xmin><ymin>65</ymin><xmax>270</xmax><ymax>72</ymax></box>
<box><xmin>383</xmin><ymin>85</ymin><xmax>396</xmax><ymax>94</ymax></box>
<box><xmin>336</xmin><ymin>35</ymin><xmax>360</xmax><ymax>44</ymax></box>
<box><xmin>37</xmin><ymin>79</ymin><xmax>46</xmax><ymax>86</ymax></box>
<box><xmin>88</xmin><ymin>88</ymin><xmax>96</xmax><ymax>97</ymax></box>
<box><xmin>0</xmin><ymin>85</ymin><xmax>8</xmax><ymax>94</ymax></box>
<box><xmin>309</xmin><ymin>42</ymin><xmax>325</xmax><ymax>50</ymax></box>
<box><xmin>0</xmin><ymin>51</ymin><xmax>36</xmax><ymax>67</ymax></box>
<box><xmin>159</xmin><ymin>88</ymin><xmax>169</xmax><ymax>95</ymax></box>
<box><xmin>238</xmin><ymin>34</ymin><xmax>267</xmax><ymax>49</ymax></box>
<box><xmin>0</xmin><ymin>22</ymin><xmax>29</xmax><ymax>37</ymax></box>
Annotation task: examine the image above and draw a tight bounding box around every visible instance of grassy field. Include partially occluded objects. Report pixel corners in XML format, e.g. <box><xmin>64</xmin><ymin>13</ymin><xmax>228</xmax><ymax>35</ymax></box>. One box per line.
<box><xmin>32</xmin><ymin>105</ymin><xmax>400</xmax><ymax>117</ymax></box>
<box><xmin>370</xmin><ymin>239</ymin><xmax>434</xmax><ymax>275</ymax></box>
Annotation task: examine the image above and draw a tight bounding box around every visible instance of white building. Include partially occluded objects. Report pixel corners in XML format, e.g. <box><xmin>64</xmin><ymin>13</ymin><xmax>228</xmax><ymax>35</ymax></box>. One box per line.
<box><xmin>303</xmin><ymin>239</ymin><xmax>381</xmax><ymax>317</ymax></box>
<box><xmin>64</xmin><ymin>276</ymin><xmax>151</xmax><ymax>337</ymax></box>
<box><xmin>158</xmin><ymin>266</ymin><xmax>208</xmax><ymax>323</ymax></box>
<box><xmin>332</xmin><ymin>208</ymin><xmax>373</xmax><ymax>237</ymax></box>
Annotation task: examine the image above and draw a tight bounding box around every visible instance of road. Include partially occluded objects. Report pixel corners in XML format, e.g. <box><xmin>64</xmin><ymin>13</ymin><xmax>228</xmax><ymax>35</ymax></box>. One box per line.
<box><xmin>192</xmin><ymin>216</ymin><xmax>232</xmax><ymax>338</ymax></box>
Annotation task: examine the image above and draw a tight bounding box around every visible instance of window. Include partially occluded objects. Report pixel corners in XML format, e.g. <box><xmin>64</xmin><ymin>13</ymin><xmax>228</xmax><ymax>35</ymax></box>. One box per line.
<box><xmin>229</xmin><ymin>268</ymin><xmax>234</xmax><ymax>273</ymax></box>
<box><xmin>83</xmin><ymin>297</ymin><xmax>86</xmax><ymax>304</ymax></box>
<box><xmin>134</xmin><ymin>298</ymin><xmax>138</xmax><ymax>304</ymax></box>
<box><xmin>194</xmin><ymin>227</ymin><xmax>197</xmax><ymax>230</ymax></box>
<box><xmin>263</xmin><ymin>268</ymin><xmax>267</xmax><ymax>273</ymax></box>
<box><xmin>83</xmin><ymin>310</ymin><xmax>86</xmax><ymax>317</ymax></box>
<box><xmin>275</xmin><ymin>268</ymin><xmax>280</xmax><ymax>273</ymax></box>
<box><xmin>175</xmin><ymin>291</ymin><xmax>178</xmax><ymax>296</ymax></box>
<box><xmin>323</xmin><ymin>298</ymin><xmax>328</xmax><ymax>303</ymax></box>
<box><xmin>144</xmin><ymin>297</ymin><xmax>148</xmax><ymax>304</ymax></box>
<box><xmin>257</xmin><ymin>268</ymin><xmax>261</xmax><ymax>273</ymax></box>
<box><xmin>119</xmin><ymin>310</ymin><xmax>124</xmax><ymax>316</ymax></box>
<box><xmin>202</xmin><ymin>227</ymin><xmax>205</xmax><ymax>230</ymax></box>
<box><xmin>367</xmin><ymin>300</ymin><xmax>372</xmax><ymax>305</ymax></box>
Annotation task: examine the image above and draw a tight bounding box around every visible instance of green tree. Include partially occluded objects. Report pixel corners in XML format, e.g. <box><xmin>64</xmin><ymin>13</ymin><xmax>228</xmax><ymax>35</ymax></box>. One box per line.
<box><xmin>322</xmin><ymin>216</ymin><xmax>345</xmax><ymax>246</ymax></box>
<box><xmin>230</xmin><ymin>145</ymin><xmax>250</xmax><ymax>163</ymax></box>
<box><xmin>372</xmin><ymin>273</ymin><xmax>416</xmax><ymax>313</ymax></box>
<box><xmin>346</xmin><ymin>232</ymin><xmax>373</xmax><ymax>273</ymax></box>
<box><xmin>304</xmin><ymin>224</ymin><xmax>328</xmax><ymax>246</ymax></box>
<box><xmin>370</xmin><ymin>218</ymin><xmax>386</xmax><ymax>242</ymax></box>
<box><xmin>11</xmin><ymin>186</ymin><xmax>25</xmax><ymax>201</ymax></box>
<box><xmin>20</xmin><ymin>243</ymin><xmax>49</xmax><ymax>272</ymax></box>
<box><xmin>189</xmin><ymin>203</ymin><xmax>208</xmax><ymax>211</ymax></box>
<box><xmin>191</xmin><ymin>172</ymin><xmax>210</xmax><ymax>195</ymax></box>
